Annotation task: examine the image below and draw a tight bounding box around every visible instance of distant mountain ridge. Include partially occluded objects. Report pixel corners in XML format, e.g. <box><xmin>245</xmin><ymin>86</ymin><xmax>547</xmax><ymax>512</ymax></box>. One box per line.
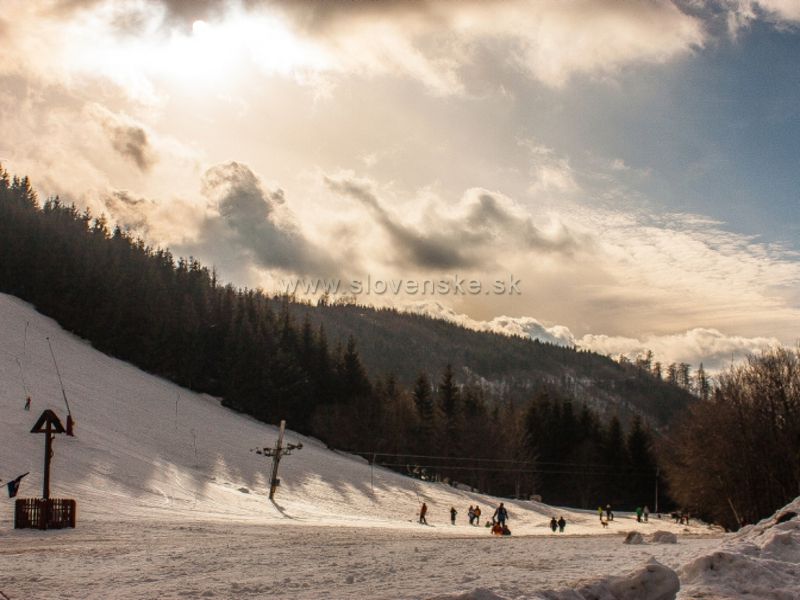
<box><xmin>279</xmin><ymin>300</ymin><xmax>695</xmax><ymax>427</ymax></box>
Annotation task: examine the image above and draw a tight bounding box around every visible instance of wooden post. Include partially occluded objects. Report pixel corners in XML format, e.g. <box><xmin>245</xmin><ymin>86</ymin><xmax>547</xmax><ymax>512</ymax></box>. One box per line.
<box><xmin>31</xmin><ymin>410</ymin><xmax>65</xmax><ymax>500</ymax></box>
<box><xmin>269</xmin><ymin>420</ymin><xmax>286</xmax><ymax>500</ymax></box>
<box><xmin>43</xmin><ymin>423</ymin><xmax>53</xmax><ymax>499</ymax></box>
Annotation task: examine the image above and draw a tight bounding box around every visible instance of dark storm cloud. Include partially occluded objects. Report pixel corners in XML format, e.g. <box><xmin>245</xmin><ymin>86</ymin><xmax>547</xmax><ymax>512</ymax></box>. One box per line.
<box><xmin>326</xmin><ymin>176</ymin><xmax>582</xmax><ymax>272</ymax></box>
<box><xmin>325</xmin><ymin>176</ymin><xmax>475</xmax><ymax>270</ymax></box>
<box><xmin>103</xmin><ymin>121</ymin><xmax>156</xmax><ymax>172</ymax></box>
<box><xmin>197</xmin><ymin>162</ymin><xmax>337</xmax><ymax>276</ymax></box>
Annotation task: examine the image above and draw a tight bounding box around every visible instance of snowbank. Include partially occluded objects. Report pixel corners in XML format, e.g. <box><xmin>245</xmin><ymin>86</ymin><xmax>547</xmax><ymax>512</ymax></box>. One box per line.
<box><xmin>678</xmin><ymin>497</ymin><xmax>800</xmax><ymax>599</ymax></box>
<box><xmin>652</xmin><ymin>531</ymin><xmax>677</xmax><ymax>544</ymax></box>
<box><xmin>429</xmin><ymin>559</ymin><xmax>680</xmax><ymax>600</ymax></box>
<box><xmin>624</xmin><ymin>531</ymin><xmax>645</xmax><ymax>545</ymax></box>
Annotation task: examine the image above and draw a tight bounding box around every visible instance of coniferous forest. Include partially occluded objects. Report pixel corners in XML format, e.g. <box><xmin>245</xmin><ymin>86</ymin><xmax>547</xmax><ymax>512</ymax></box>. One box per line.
<box><xmin>3</xmin><ymin>166</ymin><xmax>799</xmax><ymax>528</ymax></box>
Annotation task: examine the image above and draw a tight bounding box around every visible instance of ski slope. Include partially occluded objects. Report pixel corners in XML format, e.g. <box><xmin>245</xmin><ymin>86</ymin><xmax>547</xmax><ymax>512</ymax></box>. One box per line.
<box><xmin>0</xmin><ymin>292</ymin><xmax>697</xmax><ymax>533</ymax></box>
<box><xmin>1</xmin><ymin>292</ymin><xmax>797</xmax><ymax>599</ymax></box>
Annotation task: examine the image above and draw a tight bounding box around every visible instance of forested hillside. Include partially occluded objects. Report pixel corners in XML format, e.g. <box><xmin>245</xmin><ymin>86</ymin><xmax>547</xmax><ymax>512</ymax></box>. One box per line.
<box><xmin>280</xmin><ymin>301</ymin><xmax>695</xmax><ymax>425</ymax></box>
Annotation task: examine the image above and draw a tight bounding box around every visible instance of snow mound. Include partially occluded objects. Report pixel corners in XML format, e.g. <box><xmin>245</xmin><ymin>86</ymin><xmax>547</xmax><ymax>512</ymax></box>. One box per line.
<box><xmin>532</xmin><ymin>558</ymin><xmax>679</xmax><ymax>600</ymax></box>
<box><xmin>429</xmin><ymin>560</ymin><xmax>680</xmax><ymax>600</ymax></box>
<box><xmin>652</xmin><ymin>531</ymin><xmax>677</xmax><ymax>544</ymax></box>
<box><xmin>678</xmin><ymin>496</ymin><xmax>800</xmax><ymax>599</ymax></box>
<box><xmin>624</xmin><ymin>531</ymin><xmax>645</xmax><ymax>545</ymax></box>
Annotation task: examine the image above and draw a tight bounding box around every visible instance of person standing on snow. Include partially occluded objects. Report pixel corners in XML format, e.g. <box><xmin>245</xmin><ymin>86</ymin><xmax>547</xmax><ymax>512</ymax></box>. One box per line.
<box><xmin>557</xmin><ymin>516</ymin><xmax>566</xmax><ymax>533</ymax></box>
<box><xmin>474</xmin><ymin>505</ymin><xmax>482</xmax><ymax>525</ymax></box>
<box><xmin>493</xmin><ymin>503</ymin><xmax>508</xmax><ymax>527</ymax></box>
<box><xmin>450</xmin><ymin>506</ymin><xmax>457</xmax><ymax>525</ymax></box>
<box><xmin>550</xmin><ymin>517</ymin><xmax>558</xmax><ymax>533</ymax></box>
<box><xmin>419</xmin><ymin>502</ymin><xmax>428</xmax><ymax>525</ymax></box>
<box><xmin>636</xmin><ymin>506</ymin><xmax>643</xmax><ymax>522</ymax></box>
<box><xmin>643</xmin><ymin>505</ymin><xmax>650</xmax><ymax>522</ymax></box>
<box><xmin>598</xmin><ymin>506</ymin><xmax>603</xmax><ymax>521</ymax></box>
<box><xmin>606</xmin><ymin>504</ymin><xmax>614</xmax><ymax>521</ymax></box>
<box><xmin>468</xmin><ymin>505</ymin><xmax>475</xmax><ymax>525</ymax></box>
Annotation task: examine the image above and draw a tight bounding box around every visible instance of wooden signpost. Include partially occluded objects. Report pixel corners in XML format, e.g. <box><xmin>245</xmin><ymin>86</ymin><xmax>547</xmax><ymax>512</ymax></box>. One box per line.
<box><xmin>31</xmin><ymin>409</ymin><xmax>65</xmax><ymax>499</ymax></box>
<box><xmin>14</xmin><ymin>409</ymin><xmax>76</xmax><ymax>529</ymax></box>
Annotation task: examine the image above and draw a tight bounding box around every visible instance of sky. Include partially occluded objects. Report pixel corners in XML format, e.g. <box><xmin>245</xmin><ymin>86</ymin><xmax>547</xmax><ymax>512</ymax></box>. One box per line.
<box><xmin>1</xmin><ymin>0</ymin><xmax>798</xmax><ymax>371</ymax></box>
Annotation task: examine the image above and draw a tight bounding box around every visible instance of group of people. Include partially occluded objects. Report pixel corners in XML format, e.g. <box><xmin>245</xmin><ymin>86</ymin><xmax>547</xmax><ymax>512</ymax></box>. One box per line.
<box><xmin>597</xmin><ymin>504</ymin><xmax>614</xmax><ymax>522</ymax></box>
<box><xmin>670</xmin><ymin>511</ymin><xmax>691</xmax><ymax>525</ymax></box>
<box><xmin>635</xmin><ymin>506</ymin><xmax>650</xmax><ymax>522</ymax></box>
<box><xmin>549</xmin><ymin>516</ymin><xmax>566</xmax><ymax>533</ymax></box>
<box><xmin>421</xmin><ymin>501</ymin><xmax>571</xmax><ymax>536</ymax></box>
<box><xmin>421</xmin><ymin>502</ymin><xmax>510</xmax><ymax>533</ymax></box>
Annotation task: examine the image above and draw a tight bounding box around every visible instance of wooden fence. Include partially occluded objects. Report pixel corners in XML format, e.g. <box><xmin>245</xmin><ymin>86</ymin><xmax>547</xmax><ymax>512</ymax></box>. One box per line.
<box><xmin>14</xmin><ymin>498</ymin><xmax>76</xmax><ymax>529</ymax></box>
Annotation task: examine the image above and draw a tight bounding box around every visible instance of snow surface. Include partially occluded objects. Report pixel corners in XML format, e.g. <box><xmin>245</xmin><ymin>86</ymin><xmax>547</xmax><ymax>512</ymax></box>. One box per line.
<box><xmin>678</xmin><ymin>498</ymin><xmax>800</xmax><ymax>599</ymax></box>
<box><xmin>0</xmin><ymin>292</ymin><xmax>793</xmax><ymax>599</ymax></box>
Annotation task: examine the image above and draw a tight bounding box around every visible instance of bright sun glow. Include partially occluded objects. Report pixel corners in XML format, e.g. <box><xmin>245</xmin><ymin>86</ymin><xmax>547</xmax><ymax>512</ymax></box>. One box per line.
<box><xmin>64</xmin><ymin>8</ymin><xmax>330</xmax><ymax>96</ymax></box>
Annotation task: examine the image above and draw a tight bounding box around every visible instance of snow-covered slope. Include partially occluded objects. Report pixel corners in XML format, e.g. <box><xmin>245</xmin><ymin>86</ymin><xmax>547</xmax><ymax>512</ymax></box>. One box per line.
<box><xmin>0</xmin><ymin>292</ymin><xmax>695</xmax><ymax>534</ymax></box>
<box><xmin>6</xmin><ymin>292</ymin><xmax>798</xmax><ymax>599</ymax></box>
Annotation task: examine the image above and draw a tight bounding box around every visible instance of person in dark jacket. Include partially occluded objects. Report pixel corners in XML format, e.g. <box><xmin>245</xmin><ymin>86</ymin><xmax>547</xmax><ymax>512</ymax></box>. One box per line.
<box><xmin>493</xmin><ymin>503</ymin><xmax>508</xmax><ymax>526</ymax></box>
<box><xmin>450</xmin><ymin>506</ymin><xmax>457</xmax><ymax>525</ymax></box>
<box><xmin>419</xmin><ymin>502</ymin><xmax>428</xmax><ymax>525</ymax></box>
<box><xmin>557</xmin><ymin>516</ymin><xmax>566</xmax><ymax>533</ymax></box>
<box><xmin>550</xmin><ymin>517</ymin><xmax>558</xmax><ymax>533</ymax></box>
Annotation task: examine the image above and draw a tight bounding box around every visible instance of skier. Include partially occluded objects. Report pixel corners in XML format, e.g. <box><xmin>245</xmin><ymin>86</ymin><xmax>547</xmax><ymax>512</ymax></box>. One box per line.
<box><xmin>550</xmin><ymin>517</ymin><xmax>558</xmax><ymax>533</ymax></box>
<box><xmin>493</xmin><ymin>502</ymin><xmax>508</xmax><ymax>526</ymax></box>
<box><xmin>557</xmin><ymin>516</ymin><xmax>566</xmax><ymax>533</ymax></box>
<box><xmin>643</xmin><ymin>505</ymin><xmax>650</xmax><ymax>523</ymax></box>
<box><xmin>636</xmin><ymin>506</ymin><xmax>643</xmax><ymax>522</ymax></box>
<box><xmin>474</xmin><ymin>505</ymin><xmax>482</xmax><ymax>525</ymax></box>
<box><xmin>419</xmin><ymin>502</ymin><xmax>428</xmax><ymax>525</ymax></box>
<box><xmin>468</xmin><ymin>505</ymin><xmax>475</xmax><ymax>525</ymax></box>
<box><xmin>450</xmin><ymin>506</ymin><xmax>457</xmax><ymax>525</ymax></box>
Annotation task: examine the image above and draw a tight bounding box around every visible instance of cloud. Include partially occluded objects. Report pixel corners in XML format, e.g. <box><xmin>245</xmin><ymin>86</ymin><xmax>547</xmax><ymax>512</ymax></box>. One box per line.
<box><xmin>406</xmin><ymin>301</ymin><xmax>577</xmax><ymax>347</ymax></box>
<box><xmin>187</xmin><ymin>162</ymin><xmax>337</xmax><ymax>278</ymax></box>
<box><xmin>36</xmin><ymin>1</ymin><xmax>706</xmax><ymax>95</ymax></box>
<box><xmin>101</xmin><ymin>189</ymin><xmax>152</xmax><ymax>231</ymax></box>
<box><xmin>325</xmin><ymin>176</ymin><xmax>474</xmax><ymax>270</ymax></box>
<box><xmin>407</xmin><ymin>301</ymin><xmax>784</xmax><ymax>372</ymax></box>
<box><xmin>102</xmin><ymin>118</ymin><xmax>155</xmax><ymax>172</ymax></box>
<box><xmin>74</xmin><ymin>103</ymin><xmax>158</xmax><ymax>175</ymax></box>
<box><xmin>523</xmin><ymin>142</ymin><xmax>581</xmax><ymax>196</ymax></box>
<box><xmin>325</xmin><ymin>174</ymin><xmax>583</xmax><ymax>272</ymax></box>
<box><xmin>579</xmin><ymin>328</ymin><xmax>782</xmax><ymax>372</ymax></box>
<box><xmin>267</xmin><ymin>0</ymin><xmax>707</xmax><ymax>90</ymax></box>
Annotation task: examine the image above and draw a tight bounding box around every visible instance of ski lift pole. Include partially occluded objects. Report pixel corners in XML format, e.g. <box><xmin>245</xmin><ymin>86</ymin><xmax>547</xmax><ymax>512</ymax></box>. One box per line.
<box><xmin>47</xmin><ymin>337</ymin><xmax>74</xmax><ymax>435</ymax></box>
<box><xmin>269</xmin><ymin>420</ymin><xmax>286</xmax><ymax>500</ymax></box>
